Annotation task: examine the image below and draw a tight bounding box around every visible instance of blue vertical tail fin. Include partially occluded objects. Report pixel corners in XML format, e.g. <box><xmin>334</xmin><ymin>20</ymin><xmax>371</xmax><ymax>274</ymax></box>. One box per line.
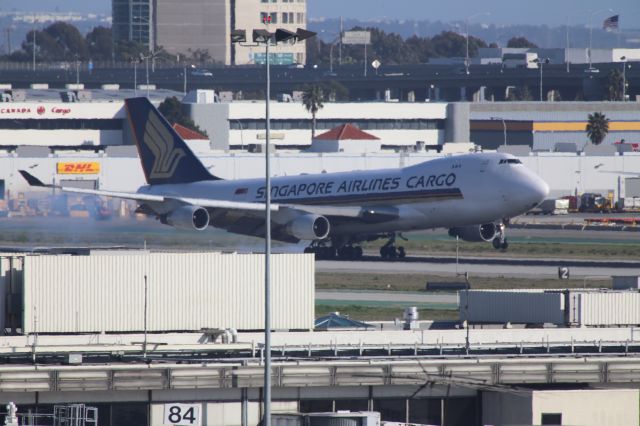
<box><xmin>124</xmin><ymin>97</ymin><xmax>221</xmax><ymax>185</ymax></box>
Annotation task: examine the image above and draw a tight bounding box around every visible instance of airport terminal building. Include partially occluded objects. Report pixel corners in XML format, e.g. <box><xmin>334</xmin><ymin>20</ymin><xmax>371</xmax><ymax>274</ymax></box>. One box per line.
<box><xmin>1</xmin><ymin>88</ymin><xmax>640</xmax><ymax>203</ymax></box>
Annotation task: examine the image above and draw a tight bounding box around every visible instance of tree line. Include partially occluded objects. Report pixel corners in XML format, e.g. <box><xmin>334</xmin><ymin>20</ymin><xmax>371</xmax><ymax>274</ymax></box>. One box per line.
<box><xmin>4</xmin><ymin>21</ymin><xmax>542</xmax><ymax>65</ymax></box>
<box><xmin>307</xmin><ymin>27</ymin><xmax>539</xmax><ymax>66</ymax></box>
<box><xmin>1</xmin><ymin>21</ymin><xmax>211</xmax><ymax>64</ymax></box>
<box><xmin>5</xmin><ymin>22</ymin><xmax>113</xmax><ymax>62</ymax></box>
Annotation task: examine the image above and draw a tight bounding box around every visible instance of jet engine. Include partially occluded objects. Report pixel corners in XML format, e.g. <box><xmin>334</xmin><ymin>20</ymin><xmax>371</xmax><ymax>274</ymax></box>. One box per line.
<box><xmin>165</xmin><ymin>205</ymin><xmax>210</xmax><ymax>231</ymax></box>
<box><xmin>285</xmin><ymin>214</ymin><xmax>330</xmax><ymax>240</ymax></box>
<box><xmin>448</xmin><ymin>223</ymin><xmax>498</xmax><ymax>242</ymax></box>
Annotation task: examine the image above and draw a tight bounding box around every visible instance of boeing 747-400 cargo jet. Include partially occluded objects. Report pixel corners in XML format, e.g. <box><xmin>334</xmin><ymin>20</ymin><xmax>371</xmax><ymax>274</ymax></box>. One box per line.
<box><xmin>20</xmin><ymin>97</ymin><xmax>549</xmax><ymax>259</ymax></box>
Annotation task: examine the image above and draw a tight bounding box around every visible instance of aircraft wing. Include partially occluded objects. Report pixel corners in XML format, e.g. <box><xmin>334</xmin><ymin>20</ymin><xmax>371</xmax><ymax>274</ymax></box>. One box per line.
<box><xmin>283</xmin><ymin>204</ymin><xmax>398</xmax><ymax>222</ymax></box>
<box><xmin>19</xmin><ymin>170</ymin><xmax>399</xmax><ymax>242</ymax></box>
<box><xmin>18</xmin><ymin>170</ymin><xmax>278</xmax><ymax>213</ymax></box>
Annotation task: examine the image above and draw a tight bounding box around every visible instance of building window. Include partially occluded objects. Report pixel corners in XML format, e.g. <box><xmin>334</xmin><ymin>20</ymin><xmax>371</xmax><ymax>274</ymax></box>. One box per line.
<box><xmin>282</xmin><ymin>13</ymin><xmax>288</xmax><ymax>24</ymax></box>
<box><xmin>0</xmin><ymin>179</ymin><xmax>4</xmax><ymax>200</ymax></box>
<box><xmin>541</xmin><ymin>413</ymin><xmax>562</xmax><ymax>425</ymax></box>
<box><xmin>270</xmin><ymin>12</ymin><xmax>278</xmax><ymax>23</ymax></box>
<box><xmin>0</xmin><ymin>119</ymin><xmax>122</xmax><ymax>130</ymax></box>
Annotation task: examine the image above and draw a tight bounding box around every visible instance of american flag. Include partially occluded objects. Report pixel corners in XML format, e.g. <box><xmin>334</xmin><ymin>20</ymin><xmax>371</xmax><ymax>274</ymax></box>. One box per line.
<box><xmin>603</xmin><ymin>15</ymin><xmax>619</xmax><ymax>31</ymax></box>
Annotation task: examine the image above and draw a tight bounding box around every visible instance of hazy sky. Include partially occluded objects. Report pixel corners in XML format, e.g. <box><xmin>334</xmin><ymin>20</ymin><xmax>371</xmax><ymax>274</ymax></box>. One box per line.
<box><xmin>1</xmin><ymin>0</ymin><xmax>638</xmax><ymax>28</ymax></box>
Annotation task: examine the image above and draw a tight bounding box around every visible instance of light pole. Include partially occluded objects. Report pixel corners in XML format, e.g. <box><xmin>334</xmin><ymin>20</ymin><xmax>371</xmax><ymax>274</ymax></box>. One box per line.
<box><xmin>234</xmin><ymin>119</ymin><xmax>245</xmax><ymax>151</ymax></box>
<box><xmin>144</xmin><ymin>54</ymin><xmax>150</xmax><ymax>97</ymax></box>
<box><xmin>32</xmin><ymin>18</ymin><xmax>36</xmax><ymax>72</ymax></box>
<box><xmin>329</xmin><ymin>35</ymin><xmax>340</xmax><ymax>73</ymax></box>
<box><xmin>491</xmin><ymin>116</ymin><xmax>507</xmax><ymax>146</ymax></box>
<box><xmin>132</xmin><ymin>59</ymin><xmax>138</xmax><ymax>97</ymax></box>
<box><xmin>74</xmin><ymin>54</ymin><xmax>80</xmax><ymax>85</ymax></box>
<box><xmin>183</xmin><ymin>64</ymin><xmax>188</xmax><ymax>95</ymax></box>
<box><xmin>588</xmin><ymin>8</ymin><xmax>613</xmax><ymax>71</ymax></box>
<box><xmin>139</xmin><ymin>52</ymin><xmax>158</xmax><ymax>98</ymax></box>
<box><xmin>230</xmin><ymin>26</ymin><xmax>315</xmax><ymax>426</ymax></box>
<box><xmin>532</xmin><ymin>57</ymin><xmax>550</xmax><ymax>101</ymax></box>
<box><xmin>621</xmin><ymin>56</ymin><xmax>627</xmax><ymax>101</ymax></box>
<box><xmin>465</xmin><ymin>12</ymin><xmax>489</xmax><ymax>75</ymax></box>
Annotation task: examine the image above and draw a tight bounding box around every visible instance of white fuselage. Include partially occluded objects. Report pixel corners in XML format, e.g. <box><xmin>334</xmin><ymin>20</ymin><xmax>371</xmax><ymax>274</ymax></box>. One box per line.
<box><xmin>138</xmin><ymin>152</ymin><xmax>549</xmax><ymax>237</ymax></box>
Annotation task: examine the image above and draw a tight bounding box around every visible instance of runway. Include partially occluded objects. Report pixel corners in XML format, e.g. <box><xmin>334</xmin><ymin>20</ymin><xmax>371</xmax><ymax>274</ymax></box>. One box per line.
<box><xmin>316</xmin><ymin>290</ymin><xmax>458</xmax><ymax>309</ymax></box>
<box><xmin>317</xmin><ymin>257</ymin><xmax>640</xmax><ymax>278</ymax></box>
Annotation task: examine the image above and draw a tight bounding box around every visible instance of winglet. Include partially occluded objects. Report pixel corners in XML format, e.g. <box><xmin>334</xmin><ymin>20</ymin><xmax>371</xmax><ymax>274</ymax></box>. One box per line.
<box><xmin>19</xmin><ymin>170</ymin><xmax>50</xmax><ymax>187</ymax></box>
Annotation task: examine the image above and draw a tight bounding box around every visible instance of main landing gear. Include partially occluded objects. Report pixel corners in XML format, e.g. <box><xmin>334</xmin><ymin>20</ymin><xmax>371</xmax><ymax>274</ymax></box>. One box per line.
<box><xmin>379</xmin><ymin>233</ymin><xmax>406</xmax><ymax>259</ymax></box>
<box><xmin>491</xmin><ymin>223</ymin><xmax>509</xmax><ymax>250</ymax></box>
<box><xmin>305</xmin><ymin>233</ymin><xmax>408</xmax><ymax>261</ymax></box>
<box><xmin>304</xmin><ymin>243</ymin><xmax>363</xmax><ymax>260</ymax></box>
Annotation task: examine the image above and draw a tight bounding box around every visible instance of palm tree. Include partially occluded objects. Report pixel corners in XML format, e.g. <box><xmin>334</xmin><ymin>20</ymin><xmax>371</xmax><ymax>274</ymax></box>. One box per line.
<box><xmin>586</xmin><ymin>112</ymin><xmax>609</xmax><ymax>145</ymax></box>
<box><xmin>302</xmin><ymin>85</ymin><xmax>324</xmax><ymax>138</ymax></box>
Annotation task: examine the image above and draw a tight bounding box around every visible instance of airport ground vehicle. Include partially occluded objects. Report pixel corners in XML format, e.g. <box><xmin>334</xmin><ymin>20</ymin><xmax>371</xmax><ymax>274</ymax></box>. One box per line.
<box><xmin>527</xmin><ymin>198</ymin><xmax>569</xmax><ymax>215</ymax></box>
<box><xmin>579</xmin><ymin>193</ymin><xmax>613</xmax><ymax>213</ymax></box>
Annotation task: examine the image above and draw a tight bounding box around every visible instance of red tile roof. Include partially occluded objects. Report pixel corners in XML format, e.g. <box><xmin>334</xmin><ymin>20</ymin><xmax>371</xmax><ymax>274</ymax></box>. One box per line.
<box><xmin>315</xmin><ymin>124</ymin><xmax>379</xmax><ymax>141</ymax></box>
<box><xmin>173</xmin><ymin>123</ymin><xmax>208</xmax><ymax>140</ymax></box>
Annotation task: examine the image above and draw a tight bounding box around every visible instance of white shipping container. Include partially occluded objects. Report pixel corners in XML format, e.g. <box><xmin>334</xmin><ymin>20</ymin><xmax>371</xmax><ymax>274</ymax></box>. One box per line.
<box><xmin>613</xmin><ymin>276</ymin><xmax>640</xmax><ymax>290</ymax></box>
<box><xmin>21</xmin><ymin>252</ymin><xmax>314</xmax><ymax>333</ymax></box>
<box><xmin>623</xmin><ymin>198</ymin><xmax>636</xmax><ymax>209</ymax></box>
<box><xmin>567</xmin><ymin>292</ymin><xmax>640</xmax><ymax>326</ymax></box>
<box><xmin>460</xmin><ymin>290</ymin><xmax>565</xmax><ymax>324</ymax></box>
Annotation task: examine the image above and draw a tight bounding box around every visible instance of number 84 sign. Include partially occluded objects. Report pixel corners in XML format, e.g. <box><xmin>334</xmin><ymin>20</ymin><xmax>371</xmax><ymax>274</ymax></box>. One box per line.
<box><xmin>164</xmin><ymin>404</ymin><xmax>201</xmax><ymax>425</ymax></box>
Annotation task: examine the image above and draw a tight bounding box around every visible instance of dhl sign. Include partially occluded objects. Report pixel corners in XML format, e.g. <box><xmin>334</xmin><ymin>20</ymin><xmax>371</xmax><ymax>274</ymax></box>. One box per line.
<box><xmin>56</xmin><ymin>162</ymin><xmax>101</xmax><ymax>174</ymax></box>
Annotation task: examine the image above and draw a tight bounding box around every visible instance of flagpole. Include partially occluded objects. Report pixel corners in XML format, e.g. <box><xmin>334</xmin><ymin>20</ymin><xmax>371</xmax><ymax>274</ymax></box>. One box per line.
<box><xmin>589</xmin><ymin>9</ymin><xmax>613</xmax><ymax>70</ymax></box>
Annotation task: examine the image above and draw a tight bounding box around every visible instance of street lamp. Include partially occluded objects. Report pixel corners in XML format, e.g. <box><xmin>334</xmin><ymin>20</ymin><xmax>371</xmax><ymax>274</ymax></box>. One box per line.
<box><xmin>329</xmin><ymin>35</ymin><xmax>341</xmax><ymax>73</ymax></box>
<box><xmin>532</xmin><ymin>57</ymin><xmax>550</xmax><ymax>101</ymax></box>
<box><xmin>138</xmin><ymin>51</ymin><xmax>163</xmax><ymax>98</ymax></box>
<box><xmin>465</xmin><ymin>12</ymin><xmax>490</xmax><ymax>75</ymax></box>
<box><xmin>139</xmin><ymin>52</ymin><xmax>153</xmax><ymax>98</ymax></box>
<box><xmin>230</xmin><ymin>26</ymin><xmax>315</xmax><ymax>426</ymax></box>
<box><xmin>621</xmin><ymin>56</ymin><xmax>627</xmax><ymax>101</ymax></box>
<box><xmin>74</xmin><ymin>54</ymin><xmax>80</xmax><ymax>85</ymax></box>
<box><xmin>131</xmin><ymin>58</ymin><xmax>138</xmax><ymax>97</ymax></box>
<box><xmin>234</xmin><ymin>119</ymin><xmax>245</xmax><ymax>151</ymax></box>
<box><xmin>32</xmin><ymin>16</ymin><xmax>37</xmax><ymax>72</ymax></box>
<box><xmin>491</xmin><ymin>116</ymin><xmax>507</xmax><ymax>146</ymax></box>
<box><xmin>588</xmin><ymin>8</ymin><xmax>613</xmax><ymax>71</ymax></box>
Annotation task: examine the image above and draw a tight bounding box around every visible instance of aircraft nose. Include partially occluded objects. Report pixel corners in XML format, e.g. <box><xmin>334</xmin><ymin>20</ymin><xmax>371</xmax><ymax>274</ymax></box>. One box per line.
<box><xmin>529</xmin><ymin>176</ymin><xmax>550</xmax><ymax>206</ymax></box>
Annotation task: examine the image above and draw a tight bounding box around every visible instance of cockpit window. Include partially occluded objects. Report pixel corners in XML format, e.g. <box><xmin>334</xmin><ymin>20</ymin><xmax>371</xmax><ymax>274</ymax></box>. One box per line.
<box><xmin>499</xmin><ymin>159</ymin><xmax>522</xmax><ymax>165</ymax></box>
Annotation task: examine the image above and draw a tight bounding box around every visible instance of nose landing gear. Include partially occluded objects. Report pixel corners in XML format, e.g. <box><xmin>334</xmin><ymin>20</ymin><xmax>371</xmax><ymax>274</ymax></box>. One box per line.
<box><xmin>491</xmin><ymin>222</ymin><xmax>509</xmax><ymax>250</ymax></box>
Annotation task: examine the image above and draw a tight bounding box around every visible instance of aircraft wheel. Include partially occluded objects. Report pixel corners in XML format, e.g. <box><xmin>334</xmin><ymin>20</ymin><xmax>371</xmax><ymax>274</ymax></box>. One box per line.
<box><xmin>500</xmin><ymin>239</ymin><xmax>509</xmax><ymax>250</ymax></box>
<box><xmin>354</xmin><ymin>246</ymin><xmax>363</xmax><ymax>259</ymax></box>
<box><xmin>303</xmin><ymin>247</ymin><xmax>314</xmax><ymax>254</ymax></box>
<box><xmin>492</xmin><ymin>237</ymin><xmax>502</xmax><ymax>250</ymax></box>
<box><xmin>397</xmin><ymin>246</ymin><xmax>406</xmax><ymax>259</ymax></box>
<box><xmin>380</xmin><ymin>246</ymin><xmax>388</xmax><ymax>259</ymax></box>
<box><xmin>387</xmin><ymin>246</ymin><xmax>397</xmax><ymax>260</ymax></box>
<box><xmin>342</xmin><ymin>246</ymin><xmax>351</xmax><ymax>259</ymax></box>
<box><xmin>324</xmin><ymin>247</ymin><xmax>336</xmax><ymax>259</ymax></box>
